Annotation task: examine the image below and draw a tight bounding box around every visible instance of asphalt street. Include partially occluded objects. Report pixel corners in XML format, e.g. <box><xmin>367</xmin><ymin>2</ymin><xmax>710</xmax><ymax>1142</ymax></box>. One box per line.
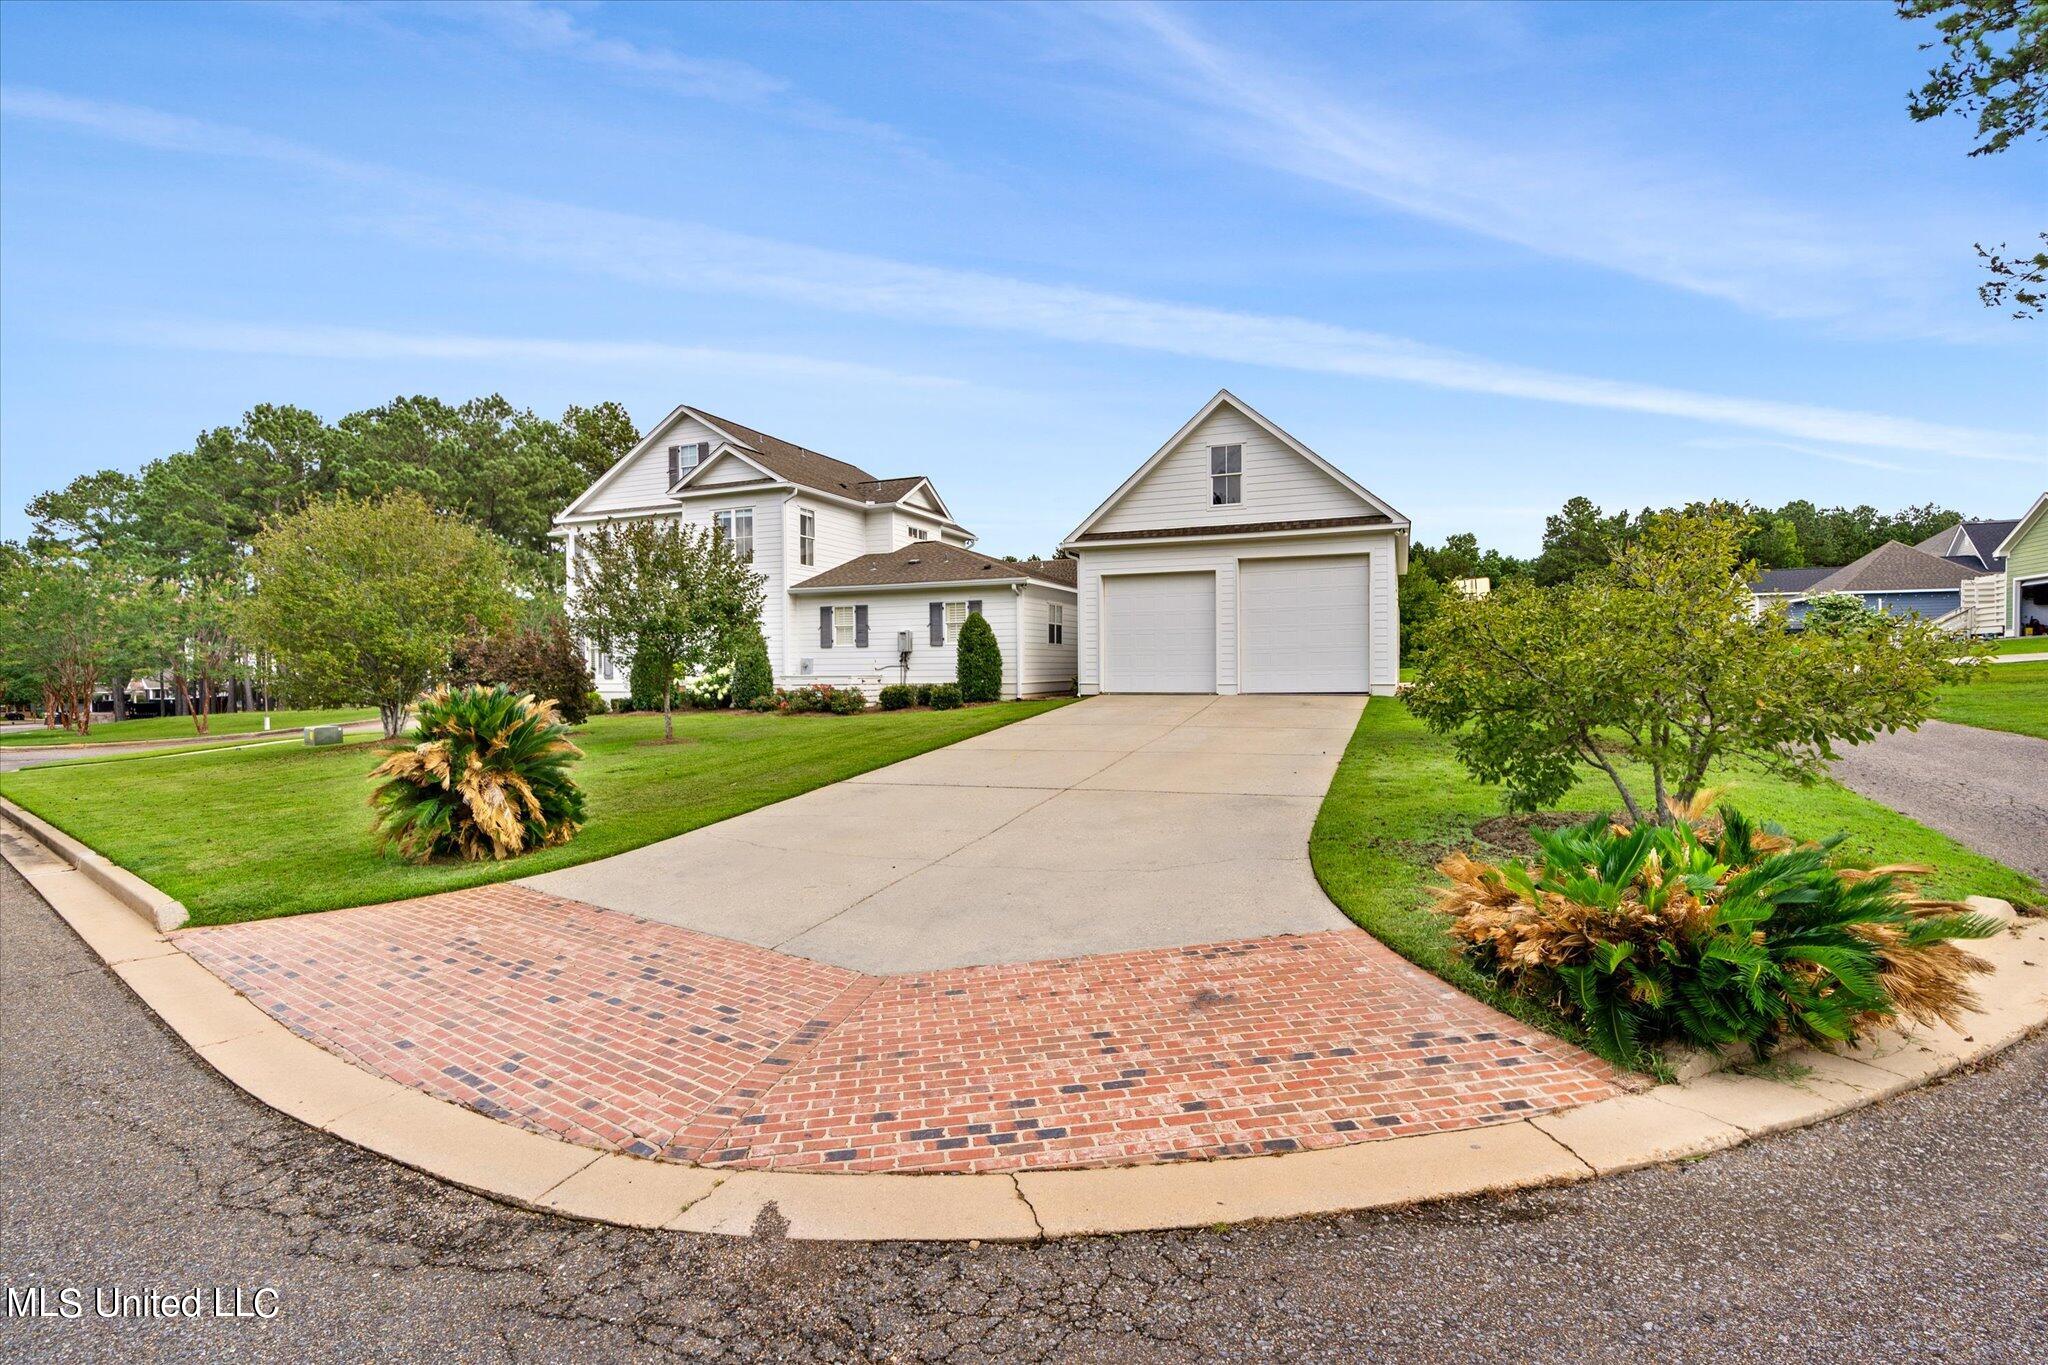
<box><xmin>2</xmin><ymin>858</ymin><xmax>2044</xmax><ymax>1364</ymax></box>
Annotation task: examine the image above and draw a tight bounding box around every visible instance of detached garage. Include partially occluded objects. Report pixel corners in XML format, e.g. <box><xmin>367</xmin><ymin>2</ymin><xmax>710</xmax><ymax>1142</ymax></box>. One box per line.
<box><xmin>1062</xmin><ymin>391</ymin><xmax>1409</xmax><ymax>696</ymax></box>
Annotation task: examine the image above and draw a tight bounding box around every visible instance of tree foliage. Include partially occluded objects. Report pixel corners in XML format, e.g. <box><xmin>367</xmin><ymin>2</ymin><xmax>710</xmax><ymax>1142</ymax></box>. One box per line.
<box><xmin>955</xmin><ymin>610</ymin><xmax>1003</xmax><ymax>702</ymax></box>
<box><xmin>1901</xmin><ymin>0</ymin><xmax>2046</xmax><ymax>155</ymax></box>
<box><xmin>0</xmin><ymin>555</ymin><xmax>119</xmax><ymax>733</ymax></box>
<box><xmin>1799</xmin><ymin>592</ymin><xmax>1880</xmax><ymax>635</ymax></box>
<box><xmin>449</xmin><ymin>615</ymin><xmax>596</xmax><ymax>723</ymax></box>
<box><xmin>245</xmin><ymin>492</ymin><xmax>514</xmax><ymax>737</ymax></box>
<box><xmin>1405</xmin><ymin>509</ymin><xmax>1975</xmax><ymax>825</ymax></box>
<box><xmin>570</xmin><ymin>518</ymin><xmax>765</xmax><ymax>741</ymax></box>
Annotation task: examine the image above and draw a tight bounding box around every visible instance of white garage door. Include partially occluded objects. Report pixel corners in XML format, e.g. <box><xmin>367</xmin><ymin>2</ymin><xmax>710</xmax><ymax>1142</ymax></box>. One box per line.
<box><xmin>1239</xmin><ymin>556</ymin><xmax>1370</xmax><ymax>693</ymax></box>
<box><xmin>1104</xmin><ymin>572</ymin><xmax>1216</xmax><ymax>693</ymax></box>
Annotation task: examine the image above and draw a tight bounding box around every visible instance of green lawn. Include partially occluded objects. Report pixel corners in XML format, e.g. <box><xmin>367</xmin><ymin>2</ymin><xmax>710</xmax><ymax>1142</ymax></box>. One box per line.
<box><xmin>0</xmin><ymin>701</ymin><xmax>1068</xmax><ymax>925</ymax></box>
<box><xmin>0</xmin><ymin>707</ymin><xmax>377</xmax><ymax>748</ymax></box>
<box><xmin>1933</xmin><ymin>661</ymin><xmax>2048</xmax><ymax>741</ymax></box>
<box><xmin>1971</xmin><ymin>636</ymin><xmax>2048</xmax><ymax>657</ymax></box>
<box><xmin>1308</xmin><ymin>699</ymin><xmax>2039</xmax><ymax>1071</ymax></box>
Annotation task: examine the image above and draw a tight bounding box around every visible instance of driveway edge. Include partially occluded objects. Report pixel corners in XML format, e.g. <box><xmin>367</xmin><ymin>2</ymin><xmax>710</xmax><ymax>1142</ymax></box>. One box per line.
<box><xmin>6</xmin><ymin>803</ymin><xmax>2044</xmax><ymax>1242</ymax></box>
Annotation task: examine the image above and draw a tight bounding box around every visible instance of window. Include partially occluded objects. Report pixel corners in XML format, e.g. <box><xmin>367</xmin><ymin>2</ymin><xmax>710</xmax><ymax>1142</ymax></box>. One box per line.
<box><xmin>712</xmin><ymin>508</ymin><xmax>754</xmax><ymax>561</ymax></box>
<box><xmin>1047</xmin><ymin>604</ymin><xmax>1065</xmax><ymax>645</ymax></box>
<box><xmin>1210</xmin><ymin>444</ymin><xmax>1242</xmax><ymax>505</ymax></box>
<box><xmin>799</xmin><ymin>510</ymin><xmax>816</xmax><ymax>566</ymax></box>
<box><xmin>944</xmin><ymin>600</ymin><xmax>968</xmax><ymax>640</ymax></box>
<box><xmin>831</xmin><ymin>605</ymin><xmax>856</xmax><ymax>645</ymax></box>
<box><xmin>906</xmin><ymin>526</ymin><xmax>928</xmax><ymax>540</ymax></box>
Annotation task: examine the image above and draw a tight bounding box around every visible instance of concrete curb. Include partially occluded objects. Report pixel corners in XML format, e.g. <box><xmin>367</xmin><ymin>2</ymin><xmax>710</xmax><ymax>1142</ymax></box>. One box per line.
<box><xmin>2</xmin><ymin>795</ymin><xmax>189</xmax><ymax>931</ymax></box>
<box><xmin>4</xmin><ymin>806</ymin><xmax>2044</xmax><ymax>1241</ymax></box>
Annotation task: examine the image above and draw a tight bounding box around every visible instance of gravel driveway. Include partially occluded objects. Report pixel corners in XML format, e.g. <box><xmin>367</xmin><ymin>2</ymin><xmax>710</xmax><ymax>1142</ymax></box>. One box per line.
<box><xmin>1831</xmin><ymin>719</ymin><xmax>2048</xmax><ymax>887</ymax></box>
<box><xmin>5</xmin><ymin>859</ymin><xmax>2044</xmax><ymax>1363</ymax></box>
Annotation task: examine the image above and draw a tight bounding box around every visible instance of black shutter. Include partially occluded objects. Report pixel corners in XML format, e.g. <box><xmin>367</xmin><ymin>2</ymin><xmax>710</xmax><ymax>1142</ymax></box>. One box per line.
<box><xmin>696</xmin><ymin>441</ymin><xmax>709</xmax><ymax>466</ymax></box>
<box><xmin>667</xmin><ymin>445</ymin><xmax>680</xmax><ymax>486</ymax></box>
<box><xmin>820</xmin><ymin>605</ymin><xmax>833</xmax><ymax>648</ymax></box>
<box><xmin>929</xmin><ymin>602</ymin><xmax>944</xmax><ymax>646</ymax></box>
<box><xmin>966</xmin><ymin>598</ymin><xmax>982</xmax><ymax>618</ymax></box>
<box><xmin>854</xmin><ymin>606</ymin><xmax>869</xmax><ymax>648</ymax></box>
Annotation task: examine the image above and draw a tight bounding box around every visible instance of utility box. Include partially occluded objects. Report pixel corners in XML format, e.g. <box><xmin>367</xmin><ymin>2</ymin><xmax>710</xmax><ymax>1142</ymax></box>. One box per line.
<box><xmin>305</xmin><ymin>725</ymin><xmax>343</xmax><ymax>747</ymax></box>
<box><xmin>896</xmin><ymin>630</ymin><xmax>914</xmax><ymax>654</ymax></box>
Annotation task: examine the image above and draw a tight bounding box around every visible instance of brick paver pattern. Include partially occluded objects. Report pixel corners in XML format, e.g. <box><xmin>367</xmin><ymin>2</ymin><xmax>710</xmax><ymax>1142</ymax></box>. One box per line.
<box><xmin>181</xmin><ymin>884</ymin><xmax>1619</xmax><ymax>1173</ymax></box>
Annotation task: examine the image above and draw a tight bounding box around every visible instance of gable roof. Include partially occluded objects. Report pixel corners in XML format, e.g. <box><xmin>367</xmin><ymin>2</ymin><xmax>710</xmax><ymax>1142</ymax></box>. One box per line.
<box><xmin>558</xmin><ymin>403</ymin><xmax>954</xmax><ymax>520</ymax></box>
<box><xmin>790</xmin><ymin>542</ymin><xmax>1077</xmax><ymax>593</ymax></box>
<box><xmin>1751</xmin><ymin>566</ymin><xmax>1834</xmax><ymax>596</ymax></box>
<box><xmin>1061</xmin><ymin>390</ymin><xmax>1409</xmax><ymax>549</ymax></box>
<box><xmin>1915</xmin><ymin>518</ymin><xmax>2019</xmax><ymax>573</ymax></box>
<box><xmin>1804</xmin><ymin>541</ymin><xmax>1977</xmax><ymax>596</ymax></box>
<box><xmin>1995</xmin><ymin>492</ymin><xmax>2048</xmax><ymax>558</ymax></box>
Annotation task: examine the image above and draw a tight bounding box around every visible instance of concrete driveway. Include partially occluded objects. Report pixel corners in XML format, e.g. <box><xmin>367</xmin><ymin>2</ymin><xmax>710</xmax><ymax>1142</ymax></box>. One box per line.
<box><xmin>522</xmin><ymin>694</ymin><xmax>1364</xmax><ymax>973</ymax></box>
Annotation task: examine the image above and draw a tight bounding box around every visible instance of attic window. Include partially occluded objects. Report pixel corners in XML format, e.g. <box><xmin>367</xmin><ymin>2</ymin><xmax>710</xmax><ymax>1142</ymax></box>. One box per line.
<box><xmin>907</xmin><ymin>526</ymin><xmax>928</xmax><ymax>540</ymax></box>
<box><xmin>1210</xmin><ymin>445</ymin><xmax>1242</xmax><ymax>505</ymax></box>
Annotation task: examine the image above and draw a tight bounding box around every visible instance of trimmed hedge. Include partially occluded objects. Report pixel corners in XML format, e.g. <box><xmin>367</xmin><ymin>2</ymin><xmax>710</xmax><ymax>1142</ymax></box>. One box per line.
<box><xmin>730</xmin><ymin>625</ymin><xmax>774</xmax><ymax>708</ymax></box>
<box><xmin>928</xmin><ymin>683</ymin><xmax>963</xmax><ymax>711</ymax></box>
<box><xmin>878</xmin><ymin>684</ymin><xmax>916</xmax><ymax>710</ymax></box>
<box><xmin>956</xmin><ymin>611</ymin><xmax>1003</xmax><ymax>702</ymax></box>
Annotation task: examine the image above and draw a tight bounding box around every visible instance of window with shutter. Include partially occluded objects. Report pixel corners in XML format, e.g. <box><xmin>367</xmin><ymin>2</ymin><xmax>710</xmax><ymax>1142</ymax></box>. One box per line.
<box><xmin>831</xmin><ymin>605</ymin><xmax>856</xmax><ymax>645</ymax></box>
<box><xmin>943</xmin><ymin>601</ymin><xmax>968</xmax><ymax>641</ymax></box>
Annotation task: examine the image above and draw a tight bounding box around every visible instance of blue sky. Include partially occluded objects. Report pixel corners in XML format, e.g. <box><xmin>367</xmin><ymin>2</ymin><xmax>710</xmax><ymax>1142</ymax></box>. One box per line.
<box><xmin>2</xmin><ymin>1</ymin><xmax>2042</xmax><ymax>555</ymax></box>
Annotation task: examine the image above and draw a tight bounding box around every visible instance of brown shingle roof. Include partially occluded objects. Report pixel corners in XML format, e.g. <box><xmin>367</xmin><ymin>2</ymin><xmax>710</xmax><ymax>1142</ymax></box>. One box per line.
<box><xmin>791</xmin><ymin>542</ymin><xmax>1077</xmax><ymax>591</ymax></box>
<box><xmin>1069</xmin><ymin>513</ymin><xmax>1391</xmax><ymax>543</ymax></box>
<box><xmin>684</xmin><ymin>407</ymin><xmax>929</xmax><ymax>508</ymax></box>
<box><xmin>1019</xmin><ymin>556</ymin><xmax>1077</xmax><ymax>586</ymax></box>
<box><xmin>1806</xmin><ymin>541</ymin><xmax>1978</xmax><ymax>596</ymax></box>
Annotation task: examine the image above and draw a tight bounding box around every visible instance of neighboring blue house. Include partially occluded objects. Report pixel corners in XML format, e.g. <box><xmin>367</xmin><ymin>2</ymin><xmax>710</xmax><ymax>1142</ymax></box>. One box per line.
<box><xmin>1751</xmin><ymin>540</ymin><xmax>1978</xmax><ymax>627</ymax></box>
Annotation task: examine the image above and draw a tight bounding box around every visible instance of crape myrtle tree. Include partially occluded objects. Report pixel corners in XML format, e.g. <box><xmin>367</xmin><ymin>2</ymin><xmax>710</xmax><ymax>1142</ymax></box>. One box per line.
<box><xmin>1405</xmin><ymin>509</ymin><xmax>1975</xmax><ymax>826</ymax></box>
<box><xmin>570</xmin><ymin>518</ymin><xmax>765</xmax><ymax>742</ymax></box>
<box><xmin>245</xmin><ymin>492</ymin><xmax>514</xmax><ymax>738</ymax></box>
<box><xmin>0</xmin><ymin>553</ymin><xmax>118</xmax><ymax>734</ymax></box>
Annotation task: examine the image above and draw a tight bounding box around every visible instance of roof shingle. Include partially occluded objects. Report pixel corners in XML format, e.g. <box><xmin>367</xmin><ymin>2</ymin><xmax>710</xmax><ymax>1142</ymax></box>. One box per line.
<box><xmin>1805</xmin><ymin>541</ymin><xmax>1978</xmax><ymax>596</ymax></box>
<box><xmin>791</xmin><ymin>542</ymin><xmax>1077</xmax><ymax>591</ymax></box>
<box><xmin>1069</xmin><ymin>513</ymin><xmax>1391</xmax><ymax>543</ymax></box>
<box><xmin>684</xmin><ymin>407</ymin><xmax>932</xmax><ymax>508</ymax></box>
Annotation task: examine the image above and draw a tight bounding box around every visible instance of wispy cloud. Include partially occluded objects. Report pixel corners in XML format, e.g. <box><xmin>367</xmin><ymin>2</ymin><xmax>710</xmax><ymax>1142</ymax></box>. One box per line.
<box><xmin>1683</xmin><ymin>436</ymin><xmax>1922</xmax><ymax>475</ymax></box>
<box><xmin>1052</xmin><ymin>3</ymin><xmax>1964</xmax><ymax>334</ymax></box>
<box><xmin>10</xmin><ymin>87</ymin><xmax>2035</xmax><ymax>465</ymax></box>
<box><xmin>105</xmin><ymin>319</ymin><xmax>968</xmax><ymax>389</ymax></box>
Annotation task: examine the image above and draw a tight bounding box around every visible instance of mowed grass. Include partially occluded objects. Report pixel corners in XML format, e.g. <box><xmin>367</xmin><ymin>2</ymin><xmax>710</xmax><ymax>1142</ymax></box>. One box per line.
<box><xmin>0</xmin><ymin>701</ymin><xmax>1069</xmax><ymax>925</ymax></box>
<box><xmin>1309</xmin><ymin>699</ymin><xmax>2039</xmax><ymax>1071</ymax></box>
<box><xmin>1934</xmin><ymin>660</ymin><xmax>2048</xmax><ymax>741</ymax></box>
<box><xmin>1972</xmin><ymin>636</ymin><xmax>2048</xmax><ymax>657</ymax></box>
<box><xmin>0</xmin><ymin>707</ymin><xmax>377</xmax><ymax>747</ymax></box>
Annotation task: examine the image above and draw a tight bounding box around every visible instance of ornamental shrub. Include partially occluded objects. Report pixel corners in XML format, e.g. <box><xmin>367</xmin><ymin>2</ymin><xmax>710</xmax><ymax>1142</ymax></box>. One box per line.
<box><xmin>928</xmin><ymin>683</ymin><xmax>963</xmax><ymax>710</ymax></box>
<box><xmin>780</xmin><ymin>684</ymin><xmax>826</xmax><ymax>713</ymax></box>
<box><xmin>608</xmin><ymin>697</ymin><xmax>633</xmax><ymax>714</ymax></box>
<box><xmin>879</xmin><ymin>684</ymin><xmax>915</xmax><ymax>710</ymax></box>
<box><xmin>368</xmin><ymin>685</ymin><xmax>585</xmax><ymax>863</ymax></box>
<box><xmin>914</xmin><ymin>683</ymin><xmax>934</xmax><ymax>706</ymax></box>
<box><xmin>680</xmin><ymin>661</ymin><xmax>734</xmax><ymax>709</ymax></box>
<box><xmin>448</xmin><ymin>616</ymin><xmax>597</xmax><ymax>722</ymax></box>
<box><xmin>955</xmin><ymin>610</ymin><xmax>1002</xmax><ymax>702</ymax></box>
<box><xmin>583</xmin><ymin>690</ymin><xmax>606</xmax><ymax>720</ymax></box>
<box><xmin>826</xmin><ymin>686</ymin><xmax>868</xmax><ymax>714</ymax></box>
<box><xmin>746</xmin><ymin>693</ymin><xmax>776</xmax><ymax>712</ymax></box>
<box><xmin>729</xmin><ymin>624</ymin><xmax>774</xmax><ymax>708</ymax></box>
<box><xmin>1432</xmin><ymin>803</ymin><xmax>1999</xmax><ymax>1068</ymax></box>
<box><xmin>627</xmin><ymin>650</ymin><xmax>667</xmax><ymax>711</ymax></box>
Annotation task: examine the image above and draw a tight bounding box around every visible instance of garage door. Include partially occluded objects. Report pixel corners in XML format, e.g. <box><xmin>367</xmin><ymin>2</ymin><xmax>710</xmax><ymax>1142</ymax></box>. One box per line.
<box><xmin>1239</xmin><ymin>556</ymin><xmax>1369</xmax><ymax>693</ymax></box>
<box><xmin>1104</xmin><ymin>572</ymin><xmax>1216</xmax><ymax>692</ymax></box>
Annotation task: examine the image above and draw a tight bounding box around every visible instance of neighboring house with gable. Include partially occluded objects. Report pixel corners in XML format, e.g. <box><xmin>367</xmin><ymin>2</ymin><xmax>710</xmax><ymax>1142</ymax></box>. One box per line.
<box><xmin>1059</xmin><ymin>390</ymin><xmax>1410</xmax><ymax>695</ymax></box>
<box><xmin>1995</xmin><ymin>492</ymin><xmax>2048</xmax><ymax>637</ymax></box>
<box><xmin>1759</xmin><ymin>541</ymin><xmax>1977</xmax><ymax>628</ymax></box>
<box><xmin>555</xmin><ymin>404</ymin><xmax>1077</xmax><ymax>700</ymax></box>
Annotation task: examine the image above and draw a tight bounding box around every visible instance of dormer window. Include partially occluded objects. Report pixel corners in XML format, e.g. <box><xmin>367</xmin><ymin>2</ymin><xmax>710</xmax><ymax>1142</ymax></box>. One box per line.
<box><xmin>1210</xmin><ymin>445</ymin><xmax>1242</xmax><ymax>505</ymax></box>
<box><xmin>666</xmin><ymin>441</ymin><xmax>707</xmax><ymax>487</ymax></box>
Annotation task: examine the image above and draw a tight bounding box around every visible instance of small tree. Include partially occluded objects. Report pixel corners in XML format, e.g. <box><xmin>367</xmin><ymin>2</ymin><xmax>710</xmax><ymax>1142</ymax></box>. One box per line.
<box><xmin>1407</xmin><ymin>509</ymin><xmax>1974</xmax><ymax>825</ymax></box>
<box><xmin>1800</xmin><ymin>592</ymin><xmax>1879</xmax><ymax>634</ymax></box>
<box><xmin>956</xmin><ymin>610</ymin><xmax>1003</xmax><ymax>702</ymax></box>
<box><xmin>570</xmin><ymin>518</ymin><xmax>764</xmax><ymax>741</ymax></box>
<box><xmin>0</xmin><ymin>555</ymin><xmax>115</xmax><ymax>734</ymax></box>
<box><xmin>728</xmin><ymin>622</ymin><xmax>774</xmax><ymax>708</ymax></box>
<box><xmin>246</xmin><ymin>492</ymin><xmax>513</xmax><ymax>738</ymax></box>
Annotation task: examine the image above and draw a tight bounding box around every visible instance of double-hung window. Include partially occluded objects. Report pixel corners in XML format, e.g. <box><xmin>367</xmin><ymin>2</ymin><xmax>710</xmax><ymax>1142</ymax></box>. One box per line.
<box><xmin>1210</xmin><ymin>444</ymin><xmax>1242</xmax><ymax>506</ymax></box>
<box><xmin>831</xmin><ymin>605</ymin><xmax>856</xmax><ymax>645</ymax></box>
<box><xmin>712</xmin><ymin>508</ymin><xmax>754</xmax><ymax>561</ymax></box>
<box><xmin>944</xmin><ymin>600</ymin><xmax>969</xmax><ymax>641</ymax></box>
<box><xmin>1047</xmin><ymin>604</ymin><xmax>1065</xmax><ymax>645</ymax></box>
<box><xmin>799</xmin><ymin>510</ymin><xmax>816</xmax><ymax>566</ymax></box>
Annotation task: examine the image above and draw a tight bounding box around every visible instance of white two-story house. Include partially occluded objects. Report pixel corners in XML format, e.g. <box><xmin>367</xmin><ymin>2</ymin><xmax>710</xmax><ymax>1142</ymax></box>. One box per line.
<box><xmin>555</xmin><ymin>404</ymin><xmax>1078</xmax><ymax>701</ymax></box>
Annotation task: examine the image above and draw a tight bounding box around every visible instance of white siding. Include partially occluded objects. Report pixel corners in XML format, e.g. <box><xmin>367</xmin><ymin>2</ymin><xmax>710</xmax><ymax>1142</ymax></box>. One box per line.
<box><xmin>574</xmin><ymin>413</ymin><xmax>727</xmax><ymax>515</ymax></box>
<box><xmin>1073</xmin><ymin>531</ymin><xmax>1400</xmax><ymax>695</ymax></box>
<box><xmin>793</xmin><ymin>591</ymin><xmax>1020</xmax><ymax>696</ymax></box>
<box><xmin>1016</xmin><ymin>584</ymin><xmax>1079</xmax><ymax>696</ymax></box>
<box><xmin>1091</xmin><ymin>405</ymin><xmax>1370</xmax><ymax>535</ymax></box>
<box><xmin>691</xmin><ymin>450</ymin><xmax>771</xmax><ymax>487</ymax></box>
